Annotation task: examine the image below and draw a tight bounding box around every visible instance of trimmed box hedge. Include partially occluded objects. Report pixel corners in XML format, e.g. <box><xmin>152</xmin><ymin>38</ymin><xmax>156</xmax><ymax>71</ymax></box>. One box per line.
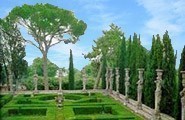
<box><xmin>8</xmin><ymin>108</ymin><xmax>47</xmax><ymax>116</ymax></box>
<box><xmin>73</xmin><ymin>106</ymin><xmax>113</xmax><ymax>115</ymax></box>
<box><xmin>0</xmin><ymin>94</ymin><xmax>13</xmax><ymax>108</ymax></box>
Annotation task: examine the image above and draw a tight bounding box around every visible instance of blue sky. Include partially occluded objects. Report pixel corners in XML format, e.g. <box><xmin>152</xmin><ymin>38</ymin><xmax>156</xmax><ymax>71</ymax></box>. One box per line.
<box><xmin>0</xmin><ymin>0</ymin><xmax>185</xmax><ymax>70</ymax></box>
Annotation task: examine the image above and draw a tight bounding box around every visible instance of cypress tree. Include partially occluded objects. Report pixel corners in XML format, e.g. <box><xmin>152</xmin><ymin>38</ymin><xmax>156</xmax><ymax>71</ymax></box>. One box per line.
<box><xmin>126</xmin><ymin>36</ymin><xmax>132</xmax><ymax>68</ymax></box>
<box><xmin>144</xmin><ymin>35</ymin><xmax>156</xmax><ymax>108</ymax></box>
<box><xmin>144</xmin><ymin>34</ymin><xmax>163</xmax><ymax>108</ymax></box>
<box><xmin>0</xmin><ymin>63</ymin><xmax>2</xmax><ymax>83</ymax></box>
<box><xmin>129</xmin><ymin>33</ymin><xmax>139</xmax><ymax>100</ymax></box>
<box><xmin>161</xmin><ymin>31</ymin><xmax>176</xmax><ymax>117</ymax></box>
<box><xmin>118</xmin><ymin>34</ymin><xmax>126</xmax><ymax>94</ymax></box>
<box><xmin>113</xmin><ymin>69</ymin><xmax>116</xmax><ymax>90</ymax></box>
<box><xmin>68</xmin><ymin>49</ymin><xmax>74</xmax><ymax>90</ymax></box>
<box><xmin>129</xmin><ymin>33</ymin><xmax>148</xmax><ymax>100</ymax></box>
<box><xmin>101</xmin><ymin>54</ymin><xmax>107</xmax><ymax>89</ymax></box>
<box><xmin>175</xmin><ymin>45</ymin><xmax>185</xmax><ymax>119</ymax></box>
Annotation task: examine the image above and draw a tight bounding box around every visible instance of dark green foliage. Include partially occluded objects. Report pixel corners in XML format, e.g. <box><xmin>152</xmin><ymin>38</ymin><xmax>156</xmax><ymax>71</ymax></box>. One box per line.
<box><xmin>113</xmin><ymin>69</ymin><xmax>116</xmax><ymax>90</ymax></box>
<box><xmin>0</xmin><ymin>18</ymin><xmax>28</xmax><ymax>87</ymax></box>
<box><xmin>16</xmin><ymin>98</ymin><xmax>32</xmax><ymax>104</ymax></box>
<box><xmin>144</xmin><ymin>35</ymin><xmax>163</xmax><ymax>108</ymax></box>
<box><xmin>69</xmin><ymin>49</ymin><xmax>75</xmax><ymax>90</ymax></box>
<box><xmin>27</xmin><ymin>57</ymin><xmax>59</xmax><ymax>77</ymax></box>
<box><xmin>0</xmin><ymin>94</ymin><xmax>13</xmax><ymax>108</ymax></box>
<box><xmin>0</xmin><ymin>63</ymin><xmax>3</xmax><ymax>83</ymax></box>
<box><xmin>161</xmin><ymin>31</ymin><xmax>176</xmax><ymax>117</ymax></box>
<box><xmin>175</xmin><ymin>45</ymin><xmax>185</xmax><ymax>119</ymax></box>
<box><xmin>8</xmin><ymin>108</ymin><xmax>47</xmax><ymax>116</ymax></box>
<box><xmin>129</xmin><ymin>34</ymin><xmax>138</xmax><ymax>100</ymax></box>
<box><xmin>118</xmin><ymin>35</ymin><xmax>126</xmax><ymax>94</ymax></box>
<box><xmin>64</xmin><ymin>94</ymin><xmax>83</xmax><ymax>100</ymax></box>
<box><xmin>73</xmin><ymin>106</ymin><xmax>113</xmax><ymax>115</ymax></box>
<box><xmin>101</xmin><ymin>54</ymin><xmax>107</xmax><ymax>89</ymax></box>
<box><xmin>8</xmin><ymin>3</ymin><xmax>87</xmax><ymax>40</ymax></box>
<box><xmin>129</xmin><ymin>33</ymin><xmax>148</xmax><ymax>100</ymax></box>
<box><xmin>126</xmin><ymin>36</ymin><xmax>132</xmax><ymax>68</ymax></box>
<box><xmin>38</xmin><ymin>94</ymin><xmax>56</xmax><ymax>100</ymax></box>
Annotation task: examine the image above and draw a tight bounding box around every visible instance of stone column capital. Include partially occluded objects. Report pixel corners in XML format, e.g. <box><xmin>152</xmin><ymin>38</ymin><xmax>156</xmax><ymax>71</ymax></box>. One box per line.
<box><xmin>138</xmin><ymin>68</ymin><xmax>144</xmax><ymax>71</ymax></box>
<box><xmin>125</xmin><ymin>68</ymin><xmax>130</xmax><ymax>71</ymax></box>
<box><xmin>181</xmin><ymin>71</ymin><xmax>185</xmax><ymax>79</ymax></box>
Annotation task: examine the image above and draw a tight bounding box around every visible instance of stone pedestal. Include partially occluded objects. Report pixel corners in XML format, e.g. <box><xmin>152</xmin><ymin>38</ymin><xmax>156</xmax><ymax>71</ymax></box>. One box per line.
<box><xmin>33</xmin><ymin>72</ymin><xmax>38</xmax><ymax>93</ymax></box>
<box><xmin>82</xmin><ymin>68</ymin><xmax>87</xmax><ymax>91</ymax></box>
<box><xmin>109</xmin><ymin>68</ymin><xmax>113</xmax><ymax>94</ymax></box>
<box><xmin>56</xmin><ymin>92</ymin><xmax>64</xmax><ymax>108</ymax></box>
<box><xmin>153</xmin><ymin>69</ymin><xmax>163</xmax><ymax>120</ymax></box>
<box><xmin>124</xmin><ymin>68</ymin><xmax>130</xmax><ymax>105</ymax></box>
<box><xmin>180</xmin><ymin>71</ymin><xmax>185</xmax><ymax>120</ymax></box>
<box><xmin>137</xmin><ymin>68</ymin><xmax>144</xmax><ymax>110</ymax></box>
<box><xmin>116</xmin><ymin>68</ymin><xmax>120</xmax><ymax>95</ymax></box>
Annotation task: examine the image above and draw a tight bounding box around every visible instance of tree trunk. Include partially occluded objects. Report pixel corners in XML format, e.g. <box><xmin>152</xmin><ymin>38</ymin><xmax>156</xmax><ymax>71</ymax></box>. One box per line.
<box><xmin>7</xmin><ymin>65</ymin><xmax>13</xmax><ymax>92</ymax></box>
<box><xmin>93</xmin><ymin>62</ymin><xmax>103</xmax><ymax>89</ymax></box>
<box><xmin>3</xmin><ymin>59</ymin><xmax>9</xmax><ymax>84</ymax></box>
<box><xmin>43</xmin><ymin>52</ymin><xmax>49</xmax><ymax>90</ymax></box>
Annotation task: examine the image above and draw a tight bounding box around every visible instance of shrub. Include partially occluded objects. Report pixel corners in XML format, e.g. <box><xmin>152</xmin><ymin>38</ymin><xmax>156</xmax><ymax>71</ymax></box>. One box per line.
<box><xmin>38</xmin><ymin>94</ymin><xmax>56</xmax><ymax>100</ymax></box>
<box><xmin>64</xmin><ymin>94</ymin><xmax>82</xmax><ymax>100</ymax></box>
<box><xmin>0</xmin><ymin>94</ymin><xmax>13</xmax><ymax>108</ymax></box>
<box><xmin>73</xmin><ymin>106</ymin><xmax>112</xmax><ymax>115</ymax></box>
<box><xmin>76</xmin><ymin>98</ymin><xmax>102</xmax><ymax>103</ymax></box>
<box><xmin>8</xmin><ymin>108</ymin><xmax>47</xmax><ymax>116</ymax></box>
<box><xmin>16</xmin><ymin>98</ymin><xmax>32</xmax><ymax>104</ymax></box>
<box><xmin>23</xmin><ymin>94</ymin><xmax>31</xmax><ymax>97</ymax></box>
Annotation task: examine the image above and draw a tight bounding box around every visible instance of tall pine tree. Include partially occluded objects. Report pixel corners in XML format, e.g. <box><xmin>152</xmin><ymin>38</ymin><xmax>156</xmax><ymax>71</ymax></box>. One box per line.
<box><xmin>161</xmin><ymin>31</ymin><xmax>176</xmax><ymax>117</ymax></box>
<box><xmin>68</xmin><ymin>49</ymin><xmax>74</xmax><ymax>90</ymax></box>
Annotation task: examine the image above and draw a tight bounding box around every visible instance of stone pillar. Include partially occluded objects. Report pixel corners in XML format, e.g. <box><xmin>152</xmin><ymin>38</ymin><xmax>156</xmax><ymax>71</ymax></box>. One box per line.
<box><xmin>82</xmin><ymin>68</ymin><xmax>87</xmax><ymax>91</ymax></box>
<box><xmin>105</xmin><ymin>68</ymin><xmax>109</xmax><ymax>91</ymax></box>
<box><xmin>137</xmin><ymin>68</ymin><xmax>144</xmax><ymax>110</ymax></box>
<box><xmin>124</xmin><ymin>68</ymin><xmax>130</xmax><ymax>105</ymax></box>
<box><xmin>153</xmin><ymin>69</ymin><xmax>163</xmax><ymax>120</ymax></box>
<box><xmin>58</xmin><ymin>69</ymin><xmax>63</xmax><ymax>91</ymax></box>
<box><xmin>33</xmin><ymin>72</ymin><xmax>38</xmax><ymax>92</ymax></box>
<box><xmin>116</xmin><ymin>68</ymin><xmax>120</xmax><ymax>95</ymax></box>
<box><xmin>109</xmin><ymin>68</ymin><xmax>113</xmax><ymax>94</ymax></box>
<box><xmin>180</xmin><ymin>71</ymin><xmax>185</xmax><ymax>120</ymax></box>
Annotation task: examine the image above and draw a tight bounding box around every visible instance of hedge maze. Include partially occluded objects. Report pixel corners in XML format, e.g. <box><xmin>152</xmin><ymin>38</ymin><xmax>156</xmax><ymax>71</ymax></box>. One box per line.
<box><xmin>0</xmin><ymin>93</ymin><xmax>143</xmax><ymax>120</ymax></box>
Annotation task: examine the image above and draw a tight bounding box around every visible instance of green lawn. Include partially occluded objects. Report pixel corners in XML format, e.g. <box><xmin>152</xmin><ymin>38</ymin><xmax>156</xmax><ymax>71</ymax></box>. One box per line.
<box><xmin>0</xmin><ymin>93</ymin><xmax>144</xmax><ymax>120</ymax></box>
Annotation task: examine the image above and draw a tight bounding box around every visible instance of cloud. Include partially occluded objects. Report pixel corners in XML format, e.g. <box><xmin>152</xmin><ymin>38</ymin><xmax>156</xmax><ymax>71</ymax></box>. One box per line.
<box><xmin>78</xmin><ymin>0</ymin><xmax>125</xmax><ymax>30</ymax></box>
<box><xmin>137</xmin><ymin>0</ymin><xmax>185</xmax><ymax>37</ymax></box>
<box><xmin>136</xmin><ymin>0</ymin><xmax>185</xmax><ymax>68</ymax></box>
